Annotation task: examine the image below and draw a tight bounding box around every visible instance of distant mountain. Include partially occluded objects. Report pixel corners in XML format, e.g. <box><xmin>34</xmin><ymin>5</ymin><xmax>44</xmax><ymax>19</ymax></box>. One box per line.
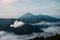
<box><xmin>19</xmin><ymin>12</ymin><xmax>59</xmax><ymax>23</ymax></box>
<box><xmin>20</xmin><ymin>12</ymin><xmax>34</xmax><ymax>19</ymax></box>
<box><xmin>0</xmin><ymin>12</ymin><xmax>59</xmax><ymax>25</ymax></box>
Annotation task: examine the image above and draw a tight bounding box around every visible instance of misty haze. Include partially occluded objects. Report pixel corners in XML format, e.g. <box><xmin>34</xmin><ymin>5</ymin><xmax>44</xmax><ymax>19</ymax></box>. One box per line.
<box><xmin>0</xmin><ymin>0</ymin><xmax>60</xmax><ymax>40</ymax></box>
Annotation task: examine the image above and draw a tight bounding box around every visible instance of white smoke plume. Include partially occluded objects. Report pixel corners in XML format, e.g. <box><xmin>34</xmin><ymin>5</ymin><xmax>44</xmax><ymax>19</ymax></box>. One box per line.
<box><xmin>10</xmin><ymin>20</ymin><xmax>24</xmax><ymax>28</ymax></box>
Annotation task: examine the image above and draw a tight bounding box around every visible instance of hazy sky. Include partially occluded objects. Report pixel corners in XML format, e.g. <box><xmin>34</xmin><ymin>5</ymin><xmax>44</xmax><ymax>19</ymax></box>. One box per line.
<box><xmin>0</xmin><ymin>0</ymin><xmax>60</xmax><ymax>18</ymax></box>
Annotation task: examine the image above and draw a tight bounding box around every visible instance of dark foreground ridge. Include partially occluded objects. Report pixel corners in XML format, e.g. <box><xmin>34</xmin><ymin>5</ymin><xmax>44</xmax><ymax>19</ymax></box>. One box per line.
<box><xmin>30</xmin><ymin>34</ymin><xmax>60</xmax><ymax>40</ymax></box>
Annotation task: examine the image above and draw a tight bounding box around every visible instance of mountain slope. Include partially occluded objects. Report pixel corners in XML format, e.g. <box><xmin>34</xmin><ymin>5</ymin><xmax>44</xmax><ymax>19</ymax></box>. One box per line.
<box><xmin>14</xmin><ymin>24</ymin><xmax>43</xmax><ymax>35</ymax></box>
<box><xmin>20</xmin><ymin>12</ymin><xmax>34</xmax><ymax>19</ymax></box>
<box><xmin>19</xmin><ymin>12</ymin><xmax>58</xmax><ymax>23</ymax></box>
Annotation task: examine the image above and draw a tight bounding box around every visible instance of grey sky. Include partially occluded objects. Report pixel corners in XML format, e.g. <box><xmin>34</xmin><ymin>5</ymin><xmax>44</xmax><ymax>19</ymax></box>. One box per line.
<box><xmin>0</xmin><ymin>0</ymin><xmax>60</xmax><ymax>18</ymax></box>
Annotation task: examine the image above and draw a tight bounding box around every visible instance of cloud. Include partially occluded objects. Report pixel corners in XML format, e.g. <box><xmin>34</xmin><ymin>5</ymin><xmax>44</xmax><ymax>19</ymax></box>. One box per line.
<box><xmin>31</xmin><ymin>2</ymin><xmax>60</xmax><ymax>16</ymax></box>
<box><xmin>0</xmin><ymin>0</ymin><xmax>16</xmax><ymax>5</ymax></box>
<box><xmin>0</xmin><ymin>0</ymin><xmax>60</xmax><ymax>18</ymax></box>
<box><xmin>43</xmin><ymin>26</ymin><xmax>60</xmax><ymax>34</ymax></box>
<box><xmin>0</xmin><ymin>2</ymin><xmax>60</xmax><ymax>18</ymax></box>
<box><xmin>23</xmin><ymin>0</ymin><xmax>30</xmax><ymax>2</ymax></box>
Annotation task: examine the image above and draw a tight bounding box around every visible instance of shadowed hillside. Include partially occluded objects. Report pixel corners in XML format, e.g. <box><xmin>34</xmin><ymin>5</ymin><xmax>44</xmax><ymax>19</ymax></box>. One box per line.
<box><xmin>30</xmin><ymin>34</ymin><xmax>60</xmax><ymax>40</ymax></box>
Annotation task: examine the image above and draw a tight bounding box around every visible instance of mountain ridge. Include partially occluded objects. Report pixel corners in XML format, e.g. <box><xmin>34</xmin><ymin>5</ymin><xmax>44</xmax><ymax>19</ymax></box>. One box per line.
<box><xmin>18</xmin><ymin>12</ymin><xmax>59</xmax><ymax>23</ymax></box>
